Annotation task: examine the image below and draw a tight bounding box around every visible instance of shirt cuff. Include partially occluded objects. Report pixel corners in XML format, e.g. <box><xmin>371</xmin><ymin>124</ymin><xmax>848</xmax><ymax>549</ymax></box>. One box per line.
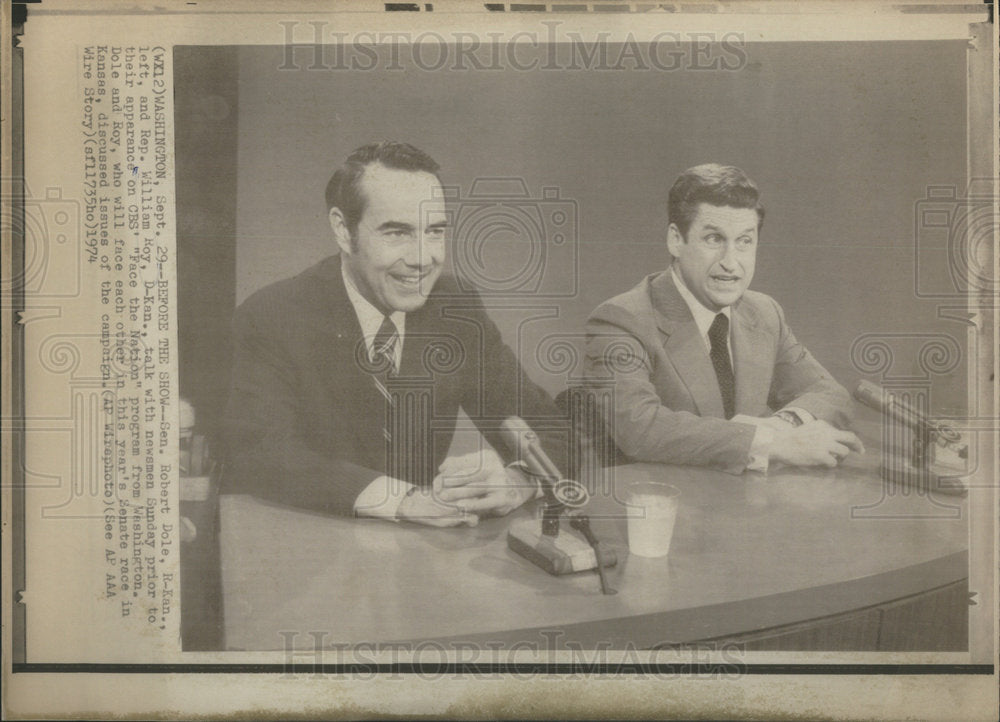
<box><xmin>731</xmin><ymin>415</ymin><xmax>774</xmax><ymax>473</ymax></box>
<box><xmin>353</xmin><ymin>475</ymin><xmax>414</xmax><ymax>521</ymax></box>
<box><xmin>746</xmin><ymin>424</ymin><xmax>774</xmax><ymax>472</ymax></box>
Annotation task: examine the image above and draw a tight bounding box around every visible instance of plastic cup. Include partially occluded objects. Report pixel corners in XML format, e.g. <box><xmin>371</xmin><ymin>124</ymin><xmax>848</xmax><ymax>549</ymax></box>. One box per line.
<box><xmin>626</xmin><ymin>481</ymin><xmax>681</xmax><ymax>558</ymax></box>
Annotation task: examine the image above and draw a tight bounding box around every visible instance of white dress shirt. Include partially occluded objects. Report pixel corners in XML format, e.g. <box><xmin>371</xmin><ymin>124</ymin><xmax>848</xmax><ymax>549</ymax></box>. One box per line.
<box><xmin>341</xmin><ymin>264</ymin><xmax>406</xmax><ymax>372</ymax></box>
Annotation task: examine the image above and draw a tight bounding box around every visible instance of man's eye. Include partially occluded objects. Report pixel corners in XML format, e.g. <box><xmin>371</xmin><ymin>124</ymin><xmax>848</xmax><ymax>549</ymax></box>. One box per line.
<box><xmin>703</xmin><ymin>234</ymin><xmax>723</xmax><ymax>246</ymax></box>
<box><xmin>737</xmin><ymin>236</ymin><xmax>755</xmax><ymax>247</ymax></box>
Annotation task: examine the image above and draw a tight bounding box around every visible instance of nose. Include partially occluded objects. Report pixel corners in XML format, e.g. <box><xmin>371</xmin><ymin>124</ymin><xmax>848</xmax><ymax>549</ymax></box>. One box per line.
<box><xmin>403</xmin><ymin>233</ymin><xmax>445</xmax><ymax>268</ymax></box>
<box><xmin>718</xmin><ymin>242</ymin><xmax>739</xmax><ymax>271</ymax></box>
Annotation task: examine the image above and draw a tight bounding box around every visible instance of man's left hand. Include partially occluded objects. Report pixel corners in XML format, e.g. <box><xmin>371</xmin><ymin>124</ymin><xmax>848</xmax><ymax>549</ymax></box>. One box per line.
<box><xmin>434</xmin><ymin>450</ymin><xmax>537</xmax><ymax>518</ymax></box>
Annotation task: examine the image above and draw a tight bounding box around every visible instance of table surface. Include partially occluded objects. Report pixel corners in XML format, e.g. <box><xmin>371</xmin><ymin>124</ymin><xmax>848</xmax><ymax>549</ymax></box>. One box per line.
<box><xmin>219</xmin><ymin>414</ymin><xmax>969</xmax><ymax>651</ymax></box>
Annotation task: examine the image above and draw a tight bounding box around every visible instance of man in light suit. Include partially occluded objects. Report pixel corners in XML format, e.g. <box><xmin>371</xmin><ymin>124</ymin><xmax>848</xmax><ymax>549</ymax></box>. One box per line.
<box><xmin>224</xmin><ymin>142</ymin><xmax>564</xmax><ymax>525</ymax></box>
<box><xmin>584</xmin><ymin>164</ymin><xmax>862</xmax><ymax>473</ymax></box>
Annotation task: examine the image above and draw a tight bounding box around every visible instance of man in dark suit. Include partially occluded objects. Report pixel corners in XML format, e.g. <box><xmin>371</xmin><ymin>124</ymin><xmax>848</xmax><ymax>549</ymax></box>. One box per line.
<box><xmin>584</xmin><ymin>164</ymin><xmax>863</xmax><ymax>473</ymax></box>
<box><xmin>224</xmin><ymin>142</ymin><xmax>564</xmax><ymax>525</ymax></box>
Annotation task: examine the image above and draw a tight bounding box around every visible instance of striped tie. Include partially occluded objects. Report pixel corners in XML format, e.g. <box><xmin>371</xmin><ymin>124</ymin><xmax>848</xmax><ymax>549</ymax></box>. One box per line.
<box><xmin>370</xmin><ymin>316</ymin><xmax>398</xmax><ymax>444</ymax></box>
<box><xmin>371</xmin><ymin>315</ymin><xmax>398</xmax><ymax>374</ymax></box>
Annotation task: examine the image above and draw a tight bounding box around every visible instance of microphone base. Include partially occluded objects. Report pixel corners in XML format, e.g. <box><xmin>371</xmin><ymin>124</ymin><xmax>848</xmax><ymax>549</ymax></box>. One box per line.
<box><xmin>879</xmin><ymin>458</ymin><xmax>967</xmax><ymax>497</ymax></box>
<box><xmin>507</xmin><ymin>519</ymin><xmax>618</xmax><ymax>576</ymax></box>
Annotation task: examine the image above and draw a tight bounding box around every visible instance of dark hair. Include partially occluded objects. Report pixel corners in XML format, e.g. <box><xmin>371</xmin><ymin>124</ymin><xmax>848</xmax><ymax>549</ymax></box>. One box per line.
<box><xmin>667</xmin><ymin>164</ymin><xmax>765</xmax><ymax>238</ymax></box>
<box><xmin>324</xmin><ymin>141</ymin><xmax>442</xmax><ymax>237</ymax></box>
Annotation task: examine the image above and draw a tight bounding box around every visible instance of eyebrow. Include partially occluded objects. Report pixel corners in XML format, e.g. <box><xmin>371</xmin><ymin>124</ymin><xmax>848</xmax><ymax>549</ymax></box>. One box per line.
<box><xmin>701</xmin><ymin>224</ymin><xmax>757</xmax><ymax>236</ymax></box>
<box><xmin>376</xmin><ymin>221</ymin><xmax>416</xmax><ymax>233</ymax></box>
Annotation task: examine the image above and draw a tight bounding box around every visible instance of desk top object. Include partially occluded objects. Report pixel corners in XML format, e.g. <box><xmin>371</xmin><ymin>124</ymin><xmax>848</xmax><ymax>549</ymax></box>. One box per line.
<box><xmin>854</xmin><ymin>380</ymin><xmax>968</xmax><ymax>496</ymax></box>
<box><xmin>507</xmin><ymin>516</ymin><xmax>617</xmax><ymax>576</ymax></box>
<box><xmin>501</xmin><ymin>417</ymin><xmax>617</xmax><ymax>584</ymax></box>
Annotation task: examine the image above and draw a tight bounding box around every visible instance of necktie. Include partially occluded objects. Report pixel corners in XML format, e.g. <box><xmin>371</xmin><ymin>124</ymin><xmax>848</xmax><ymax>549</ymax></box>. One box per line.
<box><xmin>369</xmin><ymin>316</ymin><xmax>399</xmax><ymax>446</ymax></box>
<box><xmin>371</xmin><ymin>315</ymin><xmax>398</xmax><ymax>374</ymax></box>
<box><xmin>708</xmin><ymin>313</ymin><xmax>735</xmax><ymax>419</ymax></box>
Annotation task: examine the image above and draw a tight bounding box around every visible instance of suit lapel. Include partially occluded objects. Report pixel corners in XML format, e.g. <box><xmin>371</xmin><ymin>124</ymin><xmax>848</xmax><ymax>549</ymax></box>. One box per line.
<box><xmin>731</xmin><ymin>299</ymin><xmax>772</xmax><ymax>416</ymax></box>
<box><xmin>648</xmin><ymin>272</ymin><xmax>727</xmax><ymax>418</ymax></box>
<box><xmin>398</xmin><ymin>304</ymin><xmax>426</xmax><ymax>378</ymax></box>
<box><xmin>315</xmin><ymin>256</ymin><xmax>392</xmax><ymax>418</ymax></box>
<box><xmin>321</xmin><ymin>255</ymin><xmax>367</xmax><ymax>366</ymax></box>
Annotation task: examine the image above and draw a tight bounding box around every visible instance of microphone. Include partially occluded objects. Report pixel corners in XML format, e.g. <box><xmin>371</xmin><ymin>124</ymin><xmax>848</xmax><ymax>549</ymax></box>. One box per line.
<box><xmin>852</xmin><ymin>380</ymin><xmax>962</xmax><ymax>444</ymax></box>
<box><xmin>501</xmin><ymin>416</ymin><xmax>592</xmax><ymax>511</ymax></box>
<box><xmin>853</xmin><ymin>381</ymin><xmax>968</xmax><ymax>497</ymax></box>
<box><xmin>500</xmin><ymin>416</ymin><xmax>563</xmax><ymax>484</ymax></box>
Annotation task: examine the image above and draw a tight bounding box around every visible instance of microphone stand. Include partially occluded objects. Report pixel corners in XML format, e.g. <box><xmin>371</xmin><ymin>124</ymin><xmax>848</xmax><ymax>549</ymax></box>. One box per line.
<box><xmin>504</xmin><ymin>424</ymin><xmax>617</xmax><ymax>593</ymax></box>
<box><xmin>880</xmin><ymin>421</ymin><xmax>967</xmax><ymax>497</ymax></box>
<box><xmin>863</xmin><ymin>385</ymin><xmax>968</xmax><ymax>497</ymax></box>
<box><xmin>515</xmin><ymin>467</ymin><xmax>617</xmax><ymax>595</ymax></box>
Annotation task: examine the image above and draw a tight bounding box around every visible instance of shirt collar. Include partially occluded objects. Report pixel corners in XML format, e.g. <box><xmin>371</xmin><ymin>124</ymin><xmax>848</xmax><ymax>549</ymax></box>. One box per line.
<box><xmin>341</xmin><ymin>258</ymin><xmax>406</xmax><ymax>353</ymax></box>
<box><xmin>670</xmin><ymin>265</ymin><xmax>731</xmax><ymax>341</ymax></box>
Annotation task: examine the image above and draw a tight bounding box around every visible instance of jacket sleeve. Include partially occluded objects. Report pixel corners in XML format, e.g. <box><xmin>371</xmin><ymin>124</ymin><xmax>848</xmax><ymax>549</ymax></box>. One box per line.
<box><xmin>584</xmin><ymin>303</ymin><xmax>756</xmax><ymax>474</ymax></box>
<box><xmin>221</xmin><ymin>300</ymin><xmax>382</xmax><ymax>516</ymax></box>
<box><xmin>765</xmin><ymin>296</ymin><xmax>854</xmax><ymax>428</ymax></box>
<box><xmin>457</xmin><ymin>295</ymin><xmax>570</xmax><ymax>479</ymax></box>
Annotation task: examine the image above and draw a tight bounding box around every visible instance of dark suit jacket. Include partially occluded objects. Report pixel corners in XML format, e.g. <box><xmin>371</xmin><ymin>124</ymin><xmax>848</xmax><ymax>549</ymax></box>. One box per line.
<box><xmin>584</xmin><ymin>271</ymin><xmax>853</xmax><ymax>474</ymax></box>
<box><xmin>223</xmin><ymin>255</ymin><xmax>566</xmax><ymax>515</ymax></box>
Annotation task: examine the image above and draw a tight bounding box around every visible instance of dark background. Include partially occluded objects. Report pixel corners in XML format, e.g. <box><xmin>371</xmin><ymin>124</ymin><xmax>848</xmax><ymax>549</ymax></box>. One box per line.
<box><xmin>176</xmin><ymin>39</ymin><xmax>969</xmax><ymax>442</ymax></box>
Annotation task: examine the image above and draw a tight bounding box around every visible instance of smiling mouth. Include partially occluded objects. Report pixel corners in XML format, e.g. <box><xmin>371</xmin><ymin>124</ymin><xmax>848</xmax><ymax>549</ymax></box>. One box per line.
<box><xmin>389</xmin><ymin>270</ymin><xmax>433</xmax><ymax>288</ymax></box>
<box><xmin>711</xmin><ymin>275</ymin><xmax>741</xmax><ymax>283</ymax></box>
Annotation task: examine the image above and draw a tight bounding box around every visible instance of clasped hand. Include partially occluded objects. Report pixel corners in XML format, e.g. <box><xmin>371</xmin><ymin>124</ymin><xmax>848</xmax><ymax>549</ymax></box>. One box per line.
<box><xmin>396</xmin><ymin>450</ymin><xmax>537</xmax><ymax>527</ymax></box>
<box><xmin>769</xmin><ymin>419</ymin><xmax>865</xmax><ymax>468</ymax></box>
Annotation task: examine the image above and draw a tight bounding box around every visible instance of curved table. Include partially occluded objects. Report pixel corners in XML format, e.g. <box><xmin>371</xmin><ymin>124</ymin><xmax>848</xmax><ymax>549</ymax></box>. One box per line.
<box><xmin>217</xmin><ymin>418</ymin><xmax>968</xmax><ymax>652</ymax></box>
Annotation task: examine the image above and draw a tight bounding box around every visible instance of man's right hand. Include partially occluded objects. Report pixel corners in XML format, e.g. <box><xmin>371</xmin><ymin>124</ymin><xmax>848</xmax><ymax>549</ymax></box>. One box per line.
<box><xmin>396</xmin><ymin>486</ymin><xmax>479</xmax><ymax>527</ymax></box>
<box><xmin>769</xmin><ymin>419</ymin><xmax>865</xmax><ymax>468</ymax></box>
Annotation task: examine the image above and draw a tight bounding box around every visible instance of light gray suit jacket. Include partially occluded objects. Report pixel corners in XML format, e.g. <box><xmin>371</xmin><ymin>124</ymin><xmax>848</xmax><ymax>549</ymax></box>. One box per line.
<box><xmin>584</xmin><ymin>271</ymin><xmax>853</xmax><ymax>473</ymax></box>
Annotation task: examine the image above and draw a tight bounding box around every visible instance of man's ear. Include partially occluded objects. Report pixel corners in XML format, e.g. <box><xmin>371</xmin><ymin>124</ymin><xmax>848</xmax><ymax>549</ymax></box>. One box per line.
<box><xmin>666</xmin><ymin>223</ymin><xmax>684</xmax><ymax>260</ymax></box>
<box><xmin>329</xmin><ymin>207</ymin><xmax>352</xmax><ymax>255</ymax></box>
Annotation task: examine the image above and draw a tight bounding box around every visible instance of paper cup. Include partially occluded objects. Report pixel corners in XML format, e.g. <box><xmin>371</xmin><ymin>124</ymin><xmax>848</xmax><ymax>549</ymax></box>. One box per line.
<box><xmin>626</xmin><ymin>481</ymin><xmax>681</xmax><ymax>558</ymax></box>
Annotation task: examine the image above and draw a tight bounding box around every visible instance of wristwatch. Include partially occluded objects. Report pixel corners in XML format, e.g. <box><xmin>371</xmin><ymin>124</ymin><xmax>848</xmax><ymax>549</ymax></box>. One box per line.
<box><xmin>774</xmin><ymin>409</ymin><xmax>803</xmax><ymax>427</ymax></box>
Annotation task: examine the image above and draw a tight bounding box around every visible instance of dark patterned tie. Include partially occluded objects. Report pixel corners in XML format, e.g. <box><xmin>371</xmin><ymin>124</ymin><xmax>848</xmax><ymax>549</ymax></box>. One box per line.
<box><xmin>371</xmin><ymin>315</ymin><xmax>398</xmax><ymax>374</ymax></box>
<box><xmin>708</xmin><ymin>313</ymin><xmax>735</xmax><ymax>419</ymax></box>
<box><xmin>370</xmin><ymin>316</ymin><xmax>399</xmax><ymax>445</ymax></box>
